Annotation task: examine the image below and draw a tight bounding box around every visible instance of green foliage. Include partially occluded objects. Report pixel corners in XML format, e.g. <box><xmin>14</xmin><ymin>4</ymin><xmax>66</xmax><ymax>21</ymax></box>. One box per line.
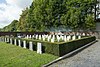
<box><xmin>61</xmin><ymin>0</ymin><xmax>97</xmax><ymax>30</ymax></box>
<box><xmin>2</xmin><ymin>20</ymin><xmax>18</xmax><ymax>32</ymax></box>
<box><xmin>0</xmin><ymin>28</ymin><xmax>2</xmax><ymax>31</ymax></box>
<box><xmin>2</xmin><ymin>0</ymin><xmax>97</xmax><ymax>32</ymax></box>
<box><xmin>85</xmin><ymin>14</ymin><xmax>96</xmax><ymax>30</ymax></box>
<box><xmin>17</xmin><ymin>8</ymin><xmax>29</xmax><ymax>32</ymax></box>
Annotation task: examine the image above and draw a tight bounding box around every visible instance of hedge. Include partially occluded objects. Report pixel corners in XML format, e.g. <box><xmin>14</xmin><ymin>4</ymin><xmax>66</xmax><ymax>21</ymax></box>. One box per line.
<box><xmin>58</xmin><ymin>36</ymin><xmax>96</xmax><ymax>56</ymax></box>
<box><xmin>1</xmin><ymin>36</ymin><xmax>96</xmax><ymax>56</ymax></box>
<box><xmin>42</xmin><ymin>36</ymin><xmax>96</xmax><ymax>56</ymax></box>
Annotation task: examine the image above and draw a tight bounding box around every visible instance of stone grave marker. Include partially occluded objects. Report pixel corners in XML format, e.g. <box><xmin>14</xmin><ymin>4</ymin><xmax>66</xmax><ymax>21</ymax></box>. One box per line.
<box><xmin>39</xmin><ymin>35</ymin><xmax>42</xmax><ymax>40</ymax></box>
<box><xmin>26</xmin><ymin>35</ymin><xmax>29</xmax><ymax>39</ymax></box>
<box><xmin>29</xmin><ymin>41</ymin><xmax>33</xmax><ymax>51</ymax></box>
<box><xmin>29</xmin><ymin>35</ymin><xmax>32</xmax><ymax>39</ymax></box>
<box><xmin>42</xmin><ymin>35</ymin><xmax>47</xmax><ymax>40</ymax></box>
<box><xmin>18</xmin><ymin>40</ymin><xmax>21</xmax><ymax>47</ymax></box>
<box><xmin>10</xmin><ymin>38</ymin><xmax>13</xmax><ymax>44</ymax></box>
<box><xmin>37</xmin><ymin>42</ymin><xmax>42</xmax><ymax>54</ymax></box>
<box><xmin>5</xmin><ymin>37</ymin><xmax>6</xmax><ymax>42</ymax></box>
<box><xmin>82</xmin><ymin>33</ymin><xmax>85</xmax><ymax>36</ymax></box>
<box><xmin>78</xmin><ymin>36</ymin><xmax>81</xmax><ymax>39</ymax></box>
<box><xmin>36</xmin><ymin>35</ymin><xmax>38</xmax><ymax>39</ymax></box>
<box><xmin>67</xmin><ymin>35</ymin><xmax>71</xmax><ymax>41</ymax></box>
<box><xmin>72</xmin><ymin>35</ymin><xmax>76</xmax><ymax>40</ymax></box>
<box><xmin>32</xmin><ymin>35</ymin><xmax>34</xmax><ymax>38</ymax></box>
<box><xmin>57</xmin><ymin>35</ymin><xmax>60</xmax><ymax>42</ymax></box>
<box><xmin>7</xmin><ymin>38</ymin><xmax>9</xmax><ymax>42</ymax></box>
<box><xmin>14</xmin><ymin>39</ymin><xmax>17</xmax><ymax>45</ymax></box>
<box><xmin>47</xmin><ymin>36</ymin><xmax>51</xmax><ymax>42</ymax></box>
<box><xmin>51</xmin><ymin>38</ymin><xmax>54</xmax><ymax>42</ymax></box>
<box><xmin>64</xmin><ymin>35</ymin><xmax>67</xmax><ymax>42</ymax></box>
<box><xmin>23</xmin><ymin>40</ymin><xmax>26</xmax><ymax>48</ymax></box>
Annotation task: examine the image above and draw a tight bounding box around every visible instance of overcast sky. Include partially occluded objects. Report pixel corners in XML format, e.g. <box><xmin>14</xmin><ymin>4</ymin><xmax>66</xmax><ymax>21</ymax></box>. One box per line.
<box><xmin>0</xmin><ymin>0</ymin><xmax>33</xmax><ymax>28</ymax></box>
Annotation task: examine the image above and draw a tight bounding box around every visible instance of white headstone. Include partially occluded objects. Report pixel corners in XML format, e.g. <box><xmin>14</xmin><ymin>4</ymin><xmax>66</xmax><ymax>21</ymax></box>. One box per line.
<box><xmin>5</xmin><ymin>37</ymin><xmax>6</xmax><ymax>42</ymax></box>
<box><xmin>47</xmin><ymin>36</ymin><xmax>51</xmax><ymax>42</ymax></box>
<box><xmin>51</xmin><ymin>38</ymin><xmax>54</xmax><ymax>43</ymax></box>
<box><xmin>60</xmin><ymin>35</ymin><xmax>64</xmax><ymax>41</ymax></box>
<box><xmin>64</xmin><ymin>35</ymin><xmax>67</xmax><ymax>42</ymax></box>
<box><xmin>42</xmin><ymin>35</ymin><xmax>44</xmax><ymax>39</ymax></box>
<box><xmin>78</xmin><ymin>36</ymin><xmax>81</xmax><ymax>39</ymax></box>
<box><xmin>0</xmin><ymin>37</ymin><xmax>2</xmax><ymax>42</ymax></box>
<box><xmin>48</xmin><ymin>35</ymin><xmax>52</xmax><ymax>39</ymax></box>
<box><xmin>23</xmin><ymin>41</ymin><xmax>26</xmax><ymax>48</ymax></box>
<box><xmin>37</xmin><ymin>42</ymin><xmax>42</xmax><ymax>54</ymax></box>
<box><xmin>18</xmin><ymin>36</ymin><xmax>21</xmax><ymax>38</ymax></box>
<box><xmin>27</xmin><ymin>35</ymin><xmax>29</xmax><ymax>39</ymax></box>
<box><xmin>18</xmin><ymin>40</ymin><xmax>21</xmax><ymax>47</ymax></box>
<box><xmin>53</xmin><ymin>35</ymin><xmax>55</xmax><ymax>39</ymax></box>
<box><xmin>0</xmin><ymin>38</ymin><xmax>2</xmax><ymax>42</ymax></box>
<box><xmin>42</xmin><ymin>35</ymin><xmax>44</xmax><ymax>38</ymax></box>
<box><xmin>2</xmin><ymin>37</ymin><xmax>4</xmax><ymax>42</ymax></box>
<box><xmin>10</xmin><ymin>38</ymin><xmax>13</xmax><ymax>44</ymax></box>
<box><xmin>67</xmin><ymin>35</ymin><xmax>71</xmax><ymax>41</ymax></box>
<box><xmin>36</xmin><ymin>35</ymin><xmax>38</xmax><ymax>39</ymax></box>
<box><xmin>43</xmin><ymin>36</ymin><xmax>46</xmax><ymax>41</ymax></box>
<box><xmin>29</xmin><ymin>41</ymin><xmax>33</xmax><ymax>51</ymax></box>
<box><xmin>57</xmin><ymin>35</ymin><xmax>60</xmax><ymax>42</ymax></box>
<box><xmin>14</xmin><ymin>39</ymin><xmax>17</xmax><ymax>45</ymax></box>
<box><xmin>29</xmin><ymin>35</ymin><xmax>32</xmax><ymax>39</ymax></box>
<box><xmin>72</xmin><ymin>35</ymin><xmax>76</xmax><ymax>40</ymax></box>
<box><xmin>87</xmin><ymin>34</ymin><xmax>90</xmax><ymax>36</ymax></box>
<box><xmin>82</xmin><ymin>33</ymin><xmax>85</xmax><ymax>36</ymax></box>
<box><xmin>76</xmin><ymin>32</ymin><xmax>80</xmax><ymax>36</ymax></box>
<box><xmin>45</xmin><ymin>35</ymin><xmax>48</xmax><ymax>38</ymax></box>
<box><xmin>39</xmin><ymin>35</ymin><xmax>42</xmax><ymax>40</ymax></box>
<box><xmin>7</xmin><ymin>38</ymin><xmax>9</xmax><ymax>42</ymax></box>
<box><xmin>56</xmin><ymin>35</ymin><xmax>59</xmax><ymax>39</ymax></box>
<box><xmin>32</xmin><ymin>35</ymin><xmax>34</xmax><ymax>38</ymax></box>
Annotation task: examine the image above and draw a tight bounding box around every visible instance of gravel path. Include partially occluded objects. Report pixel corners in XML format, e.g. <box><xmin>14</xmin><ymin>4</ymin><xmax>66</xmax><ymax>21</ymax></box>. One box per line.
<box><xmin>49</xmin><ymin>40</ymin><xmax>100</xmax><ymax>67</ymax></box>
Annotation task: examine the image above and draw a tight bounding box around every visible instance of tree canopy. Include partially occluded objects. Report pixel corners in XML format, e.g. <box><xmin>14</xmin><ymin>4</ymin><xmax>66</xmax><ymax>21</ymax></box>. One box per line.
<box><xmin>2</xmin><ymin>20</ymin><xmax>18</xmax><ymax>32</ymax></box>
<box><xmin>1</xmin><ymin>0</ymin><xmax>97</xmax><ymax>32</ymax></box>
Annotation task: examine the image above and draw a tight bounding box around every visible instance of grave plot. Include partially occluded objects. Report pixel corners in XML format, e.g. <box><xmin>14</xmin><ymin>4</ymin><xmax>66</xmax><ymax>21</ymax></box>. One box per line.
<box><xmin>23</xmin><ymin>33</ymin><xmax>87</xmax><ymax>43</ymax></box>
<box><xmin>0</xmin><ymin>33</ymin><xmax>96</xmax><ymax>56</ymax></box>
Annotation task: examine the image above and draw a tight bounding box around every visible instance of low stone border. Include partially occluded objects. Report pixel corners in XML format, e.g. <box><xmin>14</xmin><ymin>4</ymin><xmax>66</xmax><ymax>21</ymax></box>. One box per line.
<box><xmin>42</xmin><ymin>40</ymin><xmax>97</xmax><ymax>67</ymax></box>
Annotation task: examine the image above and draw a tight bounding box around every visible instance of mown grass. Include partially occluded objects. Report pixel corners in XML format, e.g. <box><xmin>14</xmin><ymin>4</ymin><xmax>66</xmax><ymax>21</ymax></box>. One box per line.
<box><xmin>0</xmin><ymin>42</ymin><xmax>58</xmax><ymax>67</ymax></box>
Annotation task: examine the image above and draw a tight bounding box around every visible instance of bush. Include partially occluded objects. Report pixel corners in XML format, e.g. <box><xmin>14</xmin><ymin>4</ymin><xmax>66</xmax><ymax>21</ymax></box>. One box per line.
<box><xmin>59</xmin><ymin>36</ymin><xmax>96</xmax><ymax>56</ymax></box>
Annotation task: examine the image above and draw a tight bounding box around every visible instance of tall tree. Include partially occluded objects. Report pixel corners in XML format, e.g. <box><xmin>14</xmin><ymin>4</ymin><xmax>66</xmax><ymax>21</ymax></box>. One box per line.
<box><xmin>17</xmin><ymin>8</ymin><xmax>29</xmax><ymax>32</ymax></box>
<box><xmin>2</xmin><ymin>0</ymin><xmax>97</xmax><ymax>32</ymax></box>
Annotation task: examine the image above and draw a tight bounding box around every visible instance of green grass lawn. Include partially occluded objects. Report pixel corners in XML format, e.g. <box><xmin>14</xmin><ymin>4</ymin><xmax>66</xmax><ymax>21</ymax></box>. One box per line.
<box><xmin>0</xmin><ymin>42</ymin><xmax>58</xmax><ymax>67</ymax></box>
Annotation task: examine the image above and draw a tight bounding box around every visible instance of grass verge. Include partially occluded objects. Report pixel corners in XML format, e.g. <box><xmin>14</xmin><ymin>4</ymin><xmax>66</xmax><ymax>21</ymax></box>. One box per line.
<box><xmin>0</xmin><ymin>42</ymin><xmax>58</xmax><ymax>67</ymax></box>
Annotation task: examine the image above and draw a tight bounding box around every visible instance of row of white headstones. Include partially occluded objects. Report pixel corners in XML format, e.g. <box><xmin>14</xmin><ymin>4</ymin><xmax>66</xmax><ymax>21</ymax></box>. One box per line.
<box><xmin>0</xmin><ymin>37</ymin><xmax>42</xmax><ymax>54</ymax></box>
<box><xmin>24</xmin><ymin>34</ymin><xmax>86</xmax><ymax>42</ymax></box>
<box><xmin>0</xmin><ymin>33</ymin><xmax>91</xmax><ymax>55</ymax></box>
